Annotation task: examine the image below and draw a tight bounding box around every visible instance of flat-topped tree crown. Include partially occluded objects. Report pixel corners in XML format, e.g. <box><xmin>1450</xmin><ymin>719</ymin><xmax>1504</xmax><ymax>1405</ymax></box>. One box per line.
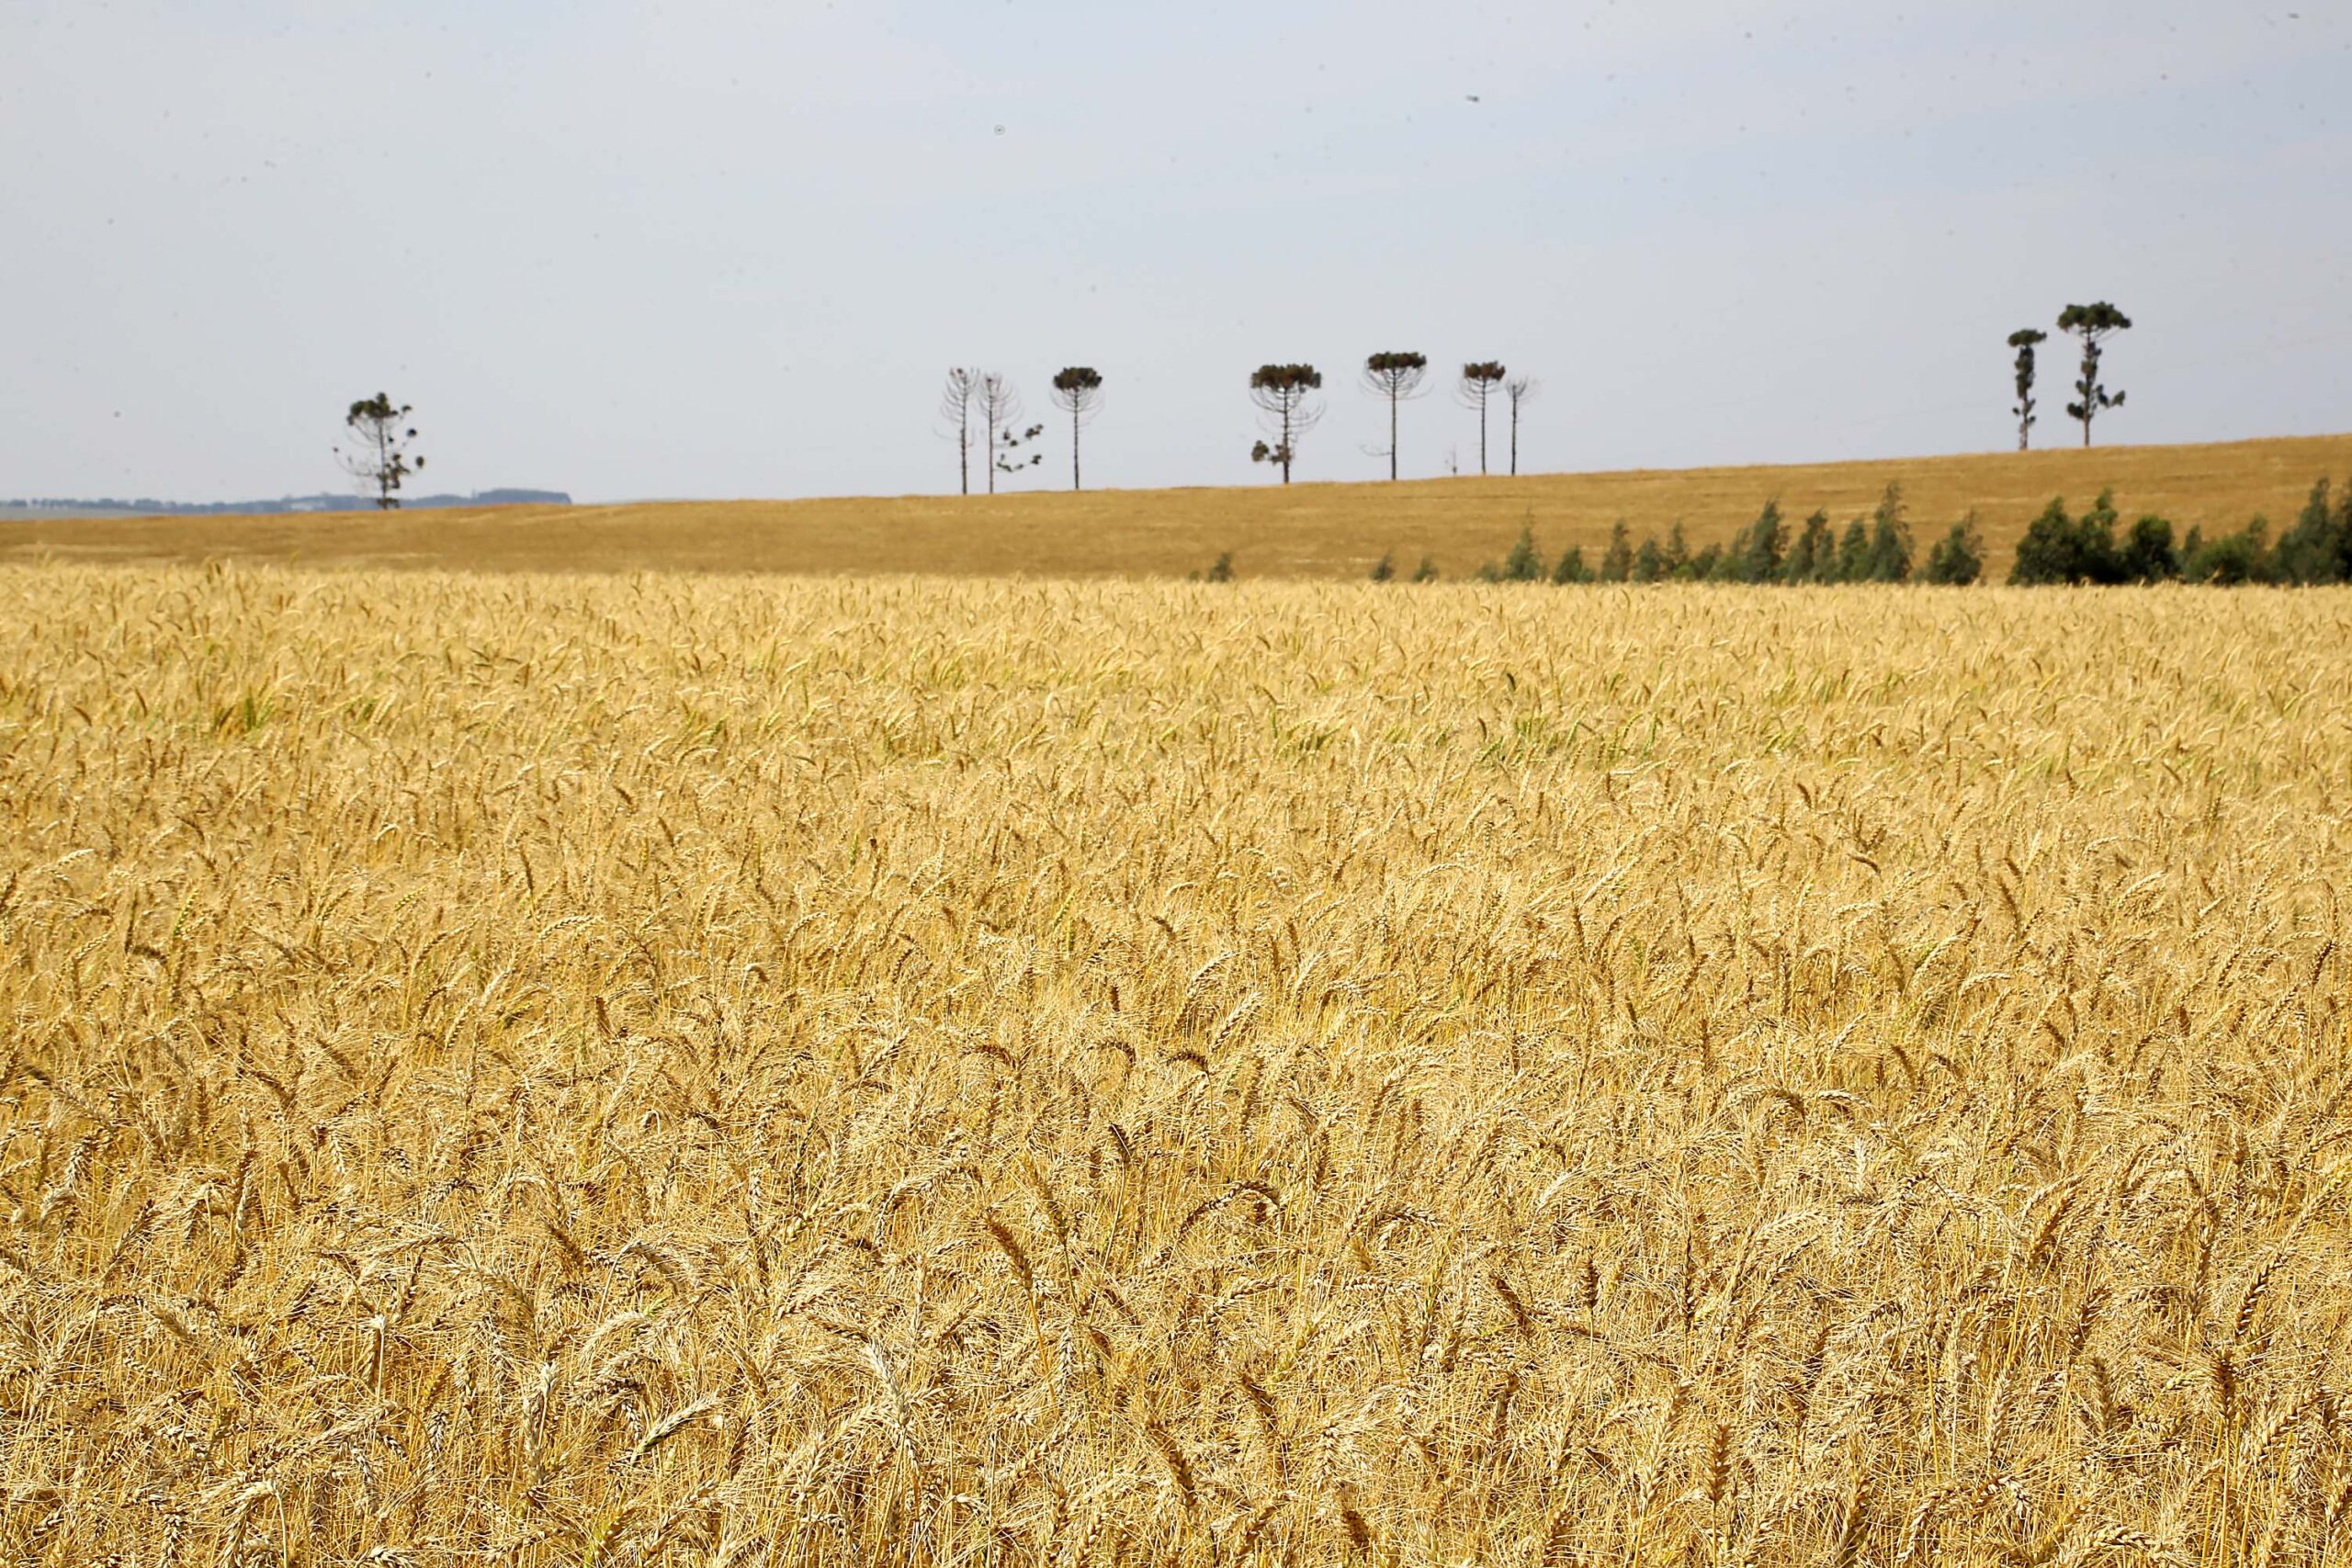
<box><xmin>1458</xmin><ymin>361</ymin><xmax>1508</xmax><ymax>475</ymax></box>
<box><xmin>1250</xmin><ymin>363</ymin><xmax>1324</xmax><ymax>395</ymax></box>
<box><xmin>2056</xmin><ymin>302</ymin><xmax>2132</xmax><ymax>337</ymax></box>
<box><xmin>1362</xmin><ymin>352</ymin><xmax>1430</xmax><ymax>480</ymax></box>
<box><xmin>2057</xmin><ymin>303</ymin><xmax>2132</xmax><ymax>447</ymax></box>
<box><xmin>1049</xmin><ymin>367</ymin><xmax>1105</xmax><ymax>491</ymax></box>
<box><xmin>1248</xmin><ymin>364</ymin><xmax>1325</xmax><ymax>484</ymax></box>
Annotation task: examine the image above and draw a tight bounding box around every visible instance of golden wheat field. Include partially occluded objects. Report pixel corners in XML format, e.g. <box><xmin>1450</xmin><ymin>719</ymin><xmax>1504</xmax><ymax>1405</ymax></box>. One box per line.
<box><xmin>5</xmin><ymin>564</ymin><xmax>2352</xmax><ymax>1566</ymax></box>
<box><xmin>6</xmin><ymin>433</ymin><xmax>2351</xmax><ymax>584</ymax></box>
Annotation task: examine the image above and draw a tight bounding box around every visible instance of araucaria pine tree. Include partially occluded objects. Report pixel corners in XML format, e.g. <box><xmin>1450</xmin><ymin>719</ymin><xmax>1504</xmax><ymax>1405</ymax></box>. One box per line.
<box><xmin>2058</xmin><ymin>303</ymin><xmax>2131</xmax><ymax>447</ymax></box>
<box><xmin>940</xmin><ymin>368</ymin><xmax>980</xmax><ymax>495</ymax></box>
<box><xmin>2007</xmin><ymin>329</ymin><xmax>2047</xmax><ymax>451</ymax></box>
<box><xmin>973</xmin><ymin>373</ymin><xmax>1031</xmax><ymax>494</ymax></box>
<box><xmin>1249</xmin><ymin>365</ymin><xmax>1324</xmax><ymax>484</ymax></box>
<box><xmin>1502</xmin><ymin>376</ymin><xmax>1537</xmax><ymax>476</ymax></box>
<box><xmin>1361</xmin><ymin>352</ymin><xmax>1429</xmax><ymax>480</ymax></box>
<box><xmin>335</xmin><ymin>393</ymin><xmax>425</xmax><ymax>510</ymax></box>
<box><xmin>1459</xmin><ymin>362</ymin><xmax>1507</xmax><ymax>475</ymax></box>
<box><xmin>1049</xmin><ymin>367</ymin><xmax>1104</xmax><ymax>492</ymax></box>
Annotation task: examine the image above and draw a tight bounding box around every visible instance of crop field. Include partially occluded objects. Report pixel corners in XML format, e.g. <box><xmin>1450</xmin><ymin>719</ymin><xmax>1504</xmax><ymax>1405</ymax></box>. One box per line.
<box><xmin>5</xmin><ymin>565</ymin><xmax>2352</xmax><ymax>1566</ymax></box>
<box><xmin>6</xmin><ymin>432</ymin><xmax>2352</xmax><ymax>584</ymax></box>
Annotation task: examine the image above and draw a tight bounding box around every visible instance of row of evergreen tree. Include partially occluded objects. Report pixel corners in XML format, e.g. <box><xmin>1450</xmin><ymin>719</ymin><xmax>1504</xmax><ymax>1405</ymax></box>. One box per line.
<box><xmin>2009</xmin><ymin>478</ymin><xmax>2352</xmax><ymax>585</ymax></box>
<box><xmin>1353</xmin><ymin>476</ymin><xmax>2351</xmax><ymax>588</ymax></box>
<box><xmin>1427</xmin><ymin>486</ymin><xmax>1980</xmax><ymax>587</ymax></box>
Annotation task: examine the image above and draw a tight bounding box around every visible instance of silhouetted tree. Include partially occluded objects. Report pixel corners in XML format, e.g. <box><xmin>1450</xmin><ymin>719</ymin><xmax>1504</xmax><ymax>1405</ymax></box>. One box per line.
<box><xmin>1249</xmin><ymin>364</ymin><xmax>1324</xmax><ymax>484</ymax></box>
<box><xmin>1551</xmin><ymin>544</ymin><xmax>1589</xmax><ymax>583</ymax></box>
<box><xmin>1632</xmin><ymin>534</ymin><xmax>1664</xmax><ymax>582</ymax></box>
<box><xmin>1049</xmin><ymin>367</ymin><xmax>1104</xmax><ymax>492</ymax></box>
<box><xmin>1370</xmin><ymin>550</ymin><xmax>1396</xmax><ymax>582</ymax></box>
<box><xmin>1362</xmin><ymin>352</ymin><xmax>1429</xmax><ymax>480</ymax></box>
<box><xmin>974</xmin><ymin>373</ymin><xmax>1031</xmax><ymax>494</ymax></box>
<box><xmin>2007</xmin><ymin>329</ymin><xmax>2047</xmax><ymax>451</ymax></box>
<box><xmin>2058</xmin><ymin>303</ymin><xmax>2132</xmax><ymax>446</ymax></box>
<box><xmin>1459</xmin><ymin>362</ymin><xmax>1507</xmax><ymax>475</ymax></box>
<box><xmin>1503</xmin><ymin>376</ymin><xmax>1538</xmax><ymax>476</ymax></box>
<box><xmin>335</xmin><ymin>393</ymin><xmax>424</xmax><ymax>510</ymax></box>
<box><xmin>939</xmin><ymin>368</ymin><xmax>980</xmax><ymax>495</ymax></box>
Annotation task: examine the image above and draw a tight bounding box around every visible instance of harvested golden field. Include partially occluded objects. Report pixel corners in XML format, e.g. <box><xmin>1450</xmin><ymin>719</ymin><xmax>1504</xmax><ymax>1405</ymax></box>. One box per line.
<box><xmin>6</xmin><ymin>432</ymin><xmax>2351</xmax><ymax>584</ymax></box>
<box><xmin>5</xmin><ymin>566</ymin><xmax>2352</xmax><ymax>1566</ymax></box>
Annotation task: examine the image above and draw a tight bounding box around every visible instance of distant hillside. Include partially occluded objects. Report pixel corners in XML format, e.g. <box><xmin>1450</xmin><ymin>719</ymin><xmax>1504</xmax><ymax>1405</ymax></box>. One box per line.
<box><xmin>4</xmin><ymin>435</ymin><xmax>2349</xmax><ymax>581</ymax></box>
<box><xmin>0</xmin><ymin>489</ymin><xmax>570</xmax><ymax>519</ymax></box>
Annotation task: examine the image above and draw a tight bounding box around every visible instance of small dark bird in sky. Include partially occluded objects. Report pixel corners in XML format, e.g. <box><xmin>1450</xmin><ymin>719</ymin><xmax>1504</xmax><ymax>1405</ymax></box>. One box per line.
<box><xmin>1464</xmin><ymin>94</ymin><xmax>1481</xmax><ymax>102</ymax></box>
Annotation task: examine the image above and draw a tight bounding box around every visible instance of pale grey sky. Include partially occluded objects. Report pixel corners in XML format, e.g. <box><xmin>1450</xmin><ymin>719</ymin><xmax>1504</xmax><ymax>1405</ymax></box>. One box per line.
<box><xmin>4</xmin><ymin>1</ymin><xmax>2347</xmax><ymax>502</ymax></box>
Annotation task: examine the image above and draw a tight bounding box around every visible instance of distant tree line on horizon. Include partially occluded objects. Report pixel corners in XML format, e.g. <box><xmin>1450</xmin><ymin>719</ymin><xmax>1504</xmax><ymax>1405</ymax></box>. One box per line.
<box><xmin>1409</xmin><ymin>485</ymin><xmax>1973</xmax><ymax>588</ymax></box>
<box><xmin>305</xmin><ymin>302</ymin><xmax>2133</xmax><ymax>513</ymax></box>
<box><xmin>938</xmin><ymin>354</ymin><xmax>1539</xmax><ymax>493</ymax></box>
<box><xmin>1313</xmin><ymin>475</ymin><xmax>2352</xmax><ymax>589</ymax></box>
<box><xmin>3</xmin><ymin>487</ymin><xmax>570</xmax><ymax>516</ymax></box>
<box><xmin>2007</xmin><ymin>478</ymin><xmax>2352</xmax><ymax>585</ymax></box>
<box><xmin>945</xmin><ymin>304</ymin><xmax>2139</xmax><ymax>496</ymax></box>
<box><xmin>65</xmin><ymin>299</ymin><xmax>2147</xmax><ymax>513</ymax></box>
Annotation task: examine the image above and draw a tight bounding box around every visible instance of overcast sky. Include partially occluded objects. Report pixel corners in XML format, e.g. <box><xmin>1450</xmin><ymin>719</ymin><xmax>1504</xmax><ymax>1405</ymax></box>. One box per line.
<box><xmin>5</xmin><ymin>1</ymin><xmax>2347</xmax><ymax>502</ymax></box>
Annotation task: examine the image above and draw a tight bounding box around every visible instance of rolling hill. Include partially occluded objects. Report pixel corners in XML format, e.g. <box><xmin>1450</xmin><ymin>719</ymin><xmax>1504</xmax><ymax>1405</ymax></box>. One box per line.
<box><xmin>6</xmin><ymin>434</ymin><xmax>2347</xmax><ymax>581</ymax></box>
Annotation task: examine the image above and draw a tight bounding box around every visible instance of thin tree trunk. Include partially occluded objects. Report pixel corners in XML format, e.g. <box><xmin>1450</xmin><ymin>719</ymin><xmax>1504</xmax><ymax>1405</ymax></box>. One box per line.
<box><xmin>1072</xmin><ymin>405</ymin><xmax>1082</xmax><ymax>491</ymax></box>
<box><xmin>1478</xmin><ymin>399</ymin><xmax>1488</xmax><ymax>476</ymax></box>
<box><xmin>1510</xmin><ymin>403</ymin><xmax>1519</xmax><ymax>476</ymax></box>
<box><xmin>2080</xmin><ymin>345</ymin><xmax>2096</xmax><ymax>447</ymax></box>
<box><xmin>960</xmin><ymin>422</ymin><xmax>970</xmax><ymax>495</ymax></box>
<box><xmin>1388</xmin><ymin>393</ymin><xmax>1398</xmax><ymax>481</ymax></box>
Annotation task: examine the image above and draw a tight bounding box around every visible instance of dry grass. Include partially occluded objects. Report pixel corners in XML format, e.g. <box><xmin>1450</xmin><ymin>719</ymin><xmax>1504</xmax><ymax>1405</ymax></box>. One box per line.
<box><xmin>6</xmin><ymin>432</ymin><xmax>2351</xmax><ymax>582</ymax></box>
<box><xmin>4</xmin><ymin>565</ymin><xmax>2352</xmax><ymax>1566</ymax></box>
